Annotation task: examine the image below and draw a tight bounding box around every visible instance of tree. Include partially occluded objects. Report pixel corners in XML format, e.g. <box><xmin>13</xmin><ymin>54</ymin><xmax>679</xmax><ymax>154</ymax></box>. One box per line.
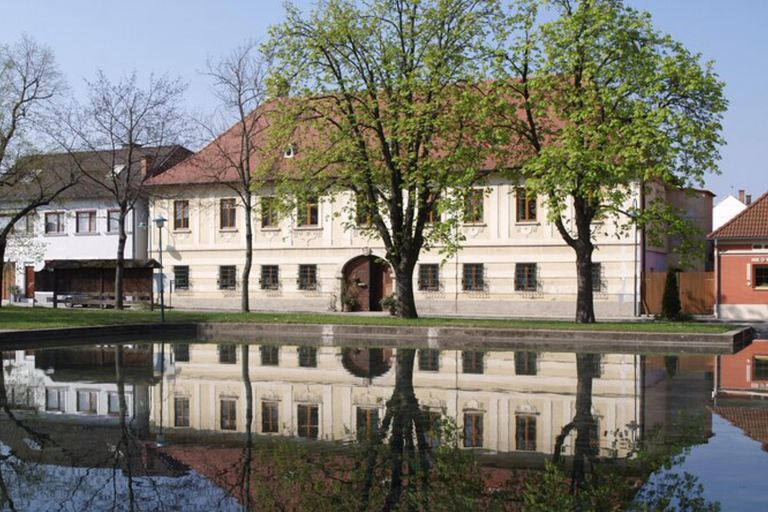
<box><xmin>0</xmin><ymin>36</ymin><xmax>75</xmax><ymax>306</ymax></box>
<box><xmin>58</xmin><ymin>71</ymin><xmax>189</xmax><ymax>309</ymax></box>
<box><xmin>193</xmin><ymin>41</ymin><xmax>271</xmax><ymax>313</ymax></box>
<box><xmin>266</xmin><ymin>0</ymin><xmax>503</xmax><ymax>318</ymax></box>
<box><xmin>497</xmin><ymin>0</ymin><xmax>726</xmax><ymax>322</ymax></box>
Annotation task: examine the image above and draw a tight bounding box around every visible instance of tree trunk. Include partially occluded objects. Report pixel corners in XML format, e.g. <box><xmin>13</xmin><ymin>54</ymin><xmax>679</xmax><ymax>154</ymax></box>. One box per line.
<box><xmin>241</xmin><ymin>200</ymin><xmax>253</xmax><ymax>313</ymax></box>
<box><xmin>0</xmin><ymin>240</ymin><xmax>6</xmax><ymax>309</ymax></box>
<box><xmin>240</xmin><ymin>344</ymin><xmax>253</xmax><ymax>509</ymax></box>
<box><xmin>115</xmin><ymin>208</ymin><xmax>128</xmax><ymax>310</ymax></box>
<box><xmin>575</xmin><ymin>247</ymin><xmax>595</xmax><ymax>323</ymax></box>
<box><xmin>393</xmin><ymin>260</ymin><xmax>418</xmax><ymax>319</ymax></box>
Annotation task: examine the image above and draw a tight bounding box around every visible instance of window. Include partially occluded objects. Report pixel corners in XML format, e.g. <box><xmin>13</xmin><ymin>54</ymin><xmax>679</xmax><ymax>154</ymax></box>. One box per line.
<box><xmin>464</xmin><ymin>412</ymin><xmax>484</xmax><ymax>448</ymax></box>
<box><xmin>108</xmin><ymin>210</ymin><xmax>120</xmax><ymax>232</ymax></box>
<box><xmin>425</xmin><ymin>194</ymin><xmax>440</xmax><ymax>224</ymax></box>
<box><xmin>418</xmin><ymin>264</ymin><xmax>440</xmax><ymax>292</ymax></box>
<box><xmin>516</xmin><ymin>415</ymin><xmax>536</xmax><ymax>451</ymax></box>
<box><xmin>592</xmin><ymin>263</ymin><xmax>603</xmax><ymax>292</ymax></box>
<box><xmin>462</xmin><ymin>350</ymin><xmax>484</xmax><ymax>374</ymax></box>
<box><xmin>175</xmin><ymin>343</ymin><xmax>190</xmax><ymax>363</ymax></box>
<box><xmin>220</xmin><ymin>399</ymin><xmax>237</xmax><ymax>430</ymax></box>
<box><xmin>584</xmin><ymin>354</ymin><xmax>602</xmax><ymax>379</ymax></box>
<box><xmin>75</xmin><ymin>211</ymin><xmax>96</xmax><ymax>233</ymax></box>
<box><xmin>219</xmin><ymin>265</ymin><xmax>237</xmax><ymax>290</ymax></box>
<box><xmin>174</xmin><ymin>266</ymin><xmax>189</xmax><ymax>290</ymax></box>
<box><xmin>174</xmin><ymin>200</ymin><xmax>189</xmax><ymax>230</ymax></box>
<box><xmin>755</xmin><ymin>266</ymin><xmax>768</xmax><ymax>288</ymax></box>
<box><xmin>77</xmin><ymin>391</ymin><xmax>97</xmax><ymax>413</ymax></box>
<box><xmin>463</xmin><ymin>189</ymin><xmax>484</xmax><ymax>223</ymax></box>
<box><xmin>298</xmin><ymin>346</ymin><xmax>317</xmax><ymax>368</ymax></box>
<box><xmin>297</xmin><ymin>404</ymin><xmax>319</xmax><ymax>439</ymax></box>
<box><xmin>356</xmin><ymin>408</ymin><xmax>380</xmax><ymax>441</ymax></box>
<box><xmin>462</xmin><ymin>264</ymin><xmax>484</xmax><ymax>292</ymax></box>
<box><xmin>297</xmin><ymin>197</ymin><xmax>318</xmax><ymax>227</ymax></box>
<box><xmin>262</xmin><ymin>401</ymin><xmax>280</xmax><ymax>433</ymax></box>
<box><xmin>219</xmin><ymin>344</ymin><xmax>237</xmax><ymax>364</ymax></box>
<box><xmin>589</xmin><ymin>417</ymin><xmax>601</xmax><ymax>450</ymax></box>
<box><xmin>424</xmin><ymin>410</ymin><xmax>442</xmax><ymax>447</ymax></box>
<box><xmin>260</xmin><ymin>345</ymin><xmax>280</xmax><ymax>366</ymax></box>
<box><xmin>515</xmin><ymin>263</ymin><xmax>537</xmax><ymax>292</ymax></box>
<box><xmin>755</xmin><ymin>356</ymin><xmax>768</xmax><ymax>380</ymax></box>
<box><xmin>355</xmin><ymin>195</ymin><xmax>373</xmax><ymax>226</ymax></box>
<box><xmin>515</xmin><ymin>351</ymin><xmax>538</xmax><ymax>376</ymax></box>
<box><xmin>44</xmin><ymin>212</ymin><xmax>65</xmax><ymax>234</ymax></box>
<box><xmin>46</xmin><ymin>388</ymin><xmax>65</xmax><ymax>411</ymax></box>
<box><xmin>516</xmin><ymin>187</ymin><xmax>537</xmax><ymax>222</ymax></box>
<box><xmin>220</xmin><ymin>198</ymin><xmax>237</xmax><ymax>229</ymax></box>
<box><xmin>260</xmin><ymin>265</ymin><xmax>279</xmax><ymax>290</ymax></box>
<box><xmin>108</xmin><ymin>393</ymin><xmax>121</xmax><ymax>416</ymax></box>
<box><xmin>261</xmin><ymin>197</ymin><xmax>279</xmax><ymax>228</ymax></box>
<box><xmin>298</xmin><ymin>264</ymin><xmax>317</xmax><ymax>291</ymax></box>
<box><xmin>418</xmin><ymin>349</ymin><xmax>440</xmax><ymax>372</ymax></box>
<box><xmin>174</xmin><ymin>396</ymin><xmax>190</xmax><ymax>427</ymax></box>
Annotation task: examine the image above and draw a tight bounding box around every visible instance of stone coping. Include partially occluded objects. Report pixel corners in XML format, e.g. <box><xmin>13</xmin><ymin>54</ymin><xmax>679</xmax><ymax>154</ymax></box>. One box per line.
<box><xmin>0</xmin><ymin>322</ymin><xmax>754</xmax><ymax>355</ymax></box>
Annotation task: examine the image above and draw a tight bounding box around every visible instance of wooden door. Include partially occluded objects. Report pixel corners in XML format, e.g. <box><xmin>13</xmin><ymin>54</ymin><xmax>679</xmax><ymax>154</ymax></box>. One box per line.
<box><xmin>25</xmin><ymin>266</ymin><xmax>35</xmax><ymax>298</ymax></box>
<box><xmin>2</xmin><ymin>262</ymin><xmax>15</xmax><ymax>300</ymax></box>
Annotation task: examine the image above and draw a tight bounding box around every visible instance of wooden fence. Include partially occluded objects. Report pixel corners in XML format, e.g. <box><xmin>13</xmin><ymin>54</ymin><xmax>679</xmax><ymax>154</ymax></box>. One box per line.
<box><xmin>644</xmin><ymin>271</ymin><xmax>715</xmax><ymax>315</ymax></box>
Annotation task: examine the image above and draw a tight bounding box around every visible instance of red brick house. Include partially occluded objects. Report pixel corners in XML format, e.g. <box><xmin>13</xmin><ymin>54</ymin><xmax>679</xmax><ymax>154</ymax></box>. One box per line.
<box><xmin>709</xmin><ymin>191</ymin><xmax>768</xmax><ymax>320</ymax></box>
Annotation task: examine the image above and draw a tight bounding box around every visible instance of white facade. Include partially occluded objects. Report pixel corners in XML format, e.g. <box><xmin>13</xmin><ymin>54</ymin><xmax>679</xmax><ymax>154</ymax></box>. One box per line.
<box><xmin>712</xmin><ymin>194</ymin><xmax>747</xmax><ymax>231</ymax></box>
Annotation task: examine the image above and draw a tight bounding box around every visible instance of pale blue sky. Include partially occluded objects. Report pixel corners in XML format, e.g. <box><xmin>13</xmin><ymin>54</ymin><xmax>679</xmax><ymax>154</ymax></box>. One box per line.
<box><xmin>2</xmin><ymin>0</ymin><xmax>765</xmax><ymax>201</ymax></box>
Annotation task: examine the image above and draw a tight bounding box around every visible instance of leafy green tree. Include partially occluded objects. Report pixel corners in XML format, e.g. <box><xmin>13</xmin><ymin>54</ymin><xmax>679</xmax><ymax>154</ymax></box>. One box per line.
<box><xmin>497</xmin><ymin>0</ymin><xmax>726</xmax><ymax>322</ymax></box>
<box><xmin>661</xmin><ymin>270</ymin><xmax>682</xmax><ymax>320</ymax></box>
<box><xmin>265</xmin><ymin>0</ymin><xmax>502</xmax><ymax>318</ymax></box>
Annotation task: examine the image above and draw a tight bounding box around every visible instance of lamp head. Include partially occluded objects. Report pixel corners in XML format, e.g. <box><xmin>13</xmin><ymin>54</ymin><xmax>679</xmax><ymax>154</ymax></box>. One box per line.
<box><xmin>153</xmin><ymin>216</ymin><xmax>167</xmax><ymax>229</ymax></box>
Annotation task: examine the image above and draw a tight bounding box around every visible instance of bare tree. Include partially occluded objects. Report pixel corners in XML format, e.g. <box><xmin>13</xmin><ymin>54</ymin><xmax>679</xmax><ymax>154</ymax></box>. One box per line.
<box><xmin>0</xmin><ymin>36</ymin><xmax>75</xmax><ymax>306</ymax></box>
<box><xmin>58</xmin><ymin>71</ymin><xmax>189</xmax><ymax>309</ymax></box>
<box><xmin>194</xmin><ymin>41</ymin><xmax>270</xmax><ymax>313</ymax></box>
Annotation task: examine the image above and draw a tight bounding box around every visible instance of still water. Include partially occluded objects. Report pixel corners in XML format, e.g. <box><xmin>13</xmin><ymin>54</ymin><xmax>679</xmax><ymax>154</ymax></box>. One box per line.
<box><xmin>1</xmin><ymin>336</ymin><xmax>767</xmax><ymax>511</ymax></box>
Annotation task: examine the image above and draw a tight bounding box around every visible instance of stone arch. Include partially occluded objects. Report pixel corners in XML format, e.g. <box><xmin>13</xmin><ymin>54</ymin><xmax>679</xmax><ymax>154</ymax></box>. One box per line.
<box><xmin>341</xmin><ymin>254</ymin><xmax>393</xmax><ymax>311</ymax></box>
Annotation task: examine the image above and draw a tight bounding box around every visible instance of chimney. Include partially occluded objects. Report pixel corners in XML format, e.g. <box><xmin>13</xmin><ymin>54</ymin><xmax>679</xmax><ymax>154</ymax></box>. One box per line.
<box><xmin>141</xmin><ymin>155</ymin><xmax>155</xmax><ymax>176</ymax></box>
<box><xmin>739</xmin><ymin>189</ymin><xmax>746</xmax><ymax>203</ymax></box>
<box><xmin>746</xmin><ymin>194</ymin><xmax>752</xmax><ymax>205</ymax></box>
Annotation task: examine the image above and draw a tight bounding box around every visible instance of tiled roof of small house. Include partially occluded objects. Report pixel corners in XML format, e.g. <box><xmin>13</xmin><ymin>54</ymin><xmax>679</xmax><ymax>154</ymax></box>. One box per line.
<box><xmin>711</xmin><ymin>406</ymin><xmax>768</xmax><ymax>448</ymax></box>
<box><xmin>708</xmin><ymin>190</ymin><xmax>768</xmax><ymax>239</ymax></box>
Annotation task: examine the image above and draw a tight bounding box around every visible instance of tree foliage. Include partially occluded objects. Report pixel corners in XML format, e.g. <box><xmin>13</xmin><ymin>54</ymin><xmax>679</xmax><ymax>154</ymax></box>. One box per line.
<box><xmin>265</xmin><ymin>0</ymin><xmax>504</xmax><ymax>318</ymax></box>
<box><xmin>497</xmin><ymin>0</ymin><xmax>726</xmax><ymax>322</ymax></box>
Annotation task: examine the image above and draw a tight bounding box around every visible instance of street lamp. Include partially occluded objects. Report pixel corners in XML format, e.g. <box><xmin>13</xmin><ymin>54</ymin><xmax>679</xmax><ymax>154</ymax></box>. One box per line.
<box><xmin>153</xmin><ymin>216</ymin><xmax>167</xmax><ymax>322</ymax></box>
<box><xmin>631</xmin><ymin>199</ymin><xmax>639</xmax><ymax>317</ymax></box>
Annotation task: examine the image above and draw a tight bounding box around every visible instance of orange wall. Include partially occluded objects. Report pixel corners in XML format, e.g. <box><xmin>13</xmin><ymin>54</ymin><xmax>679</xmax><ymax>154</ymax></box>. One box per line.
<box><xmin>719</xmin><ymin>341</ymin><xmax>768</xmax><ymax>390</ymax></box>
<box><xmin>718</xmin><ymin>246</ymin><xmax>768</xmax><ymax>305</ymax></box>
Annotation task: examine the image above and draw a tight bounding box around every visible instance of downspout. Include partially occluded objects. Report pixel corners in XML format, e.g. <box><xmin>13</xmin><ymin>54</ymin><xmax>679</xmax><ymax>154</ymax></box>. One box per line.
<box><xmin>714</xmin><ymin>239</ymin><xmax>720</xmax><ymax>319</ymax></box>
<box><xmin>639</xmin><ymin>182</ymin><xmax>646</xmax><ymax>315</ymax></box>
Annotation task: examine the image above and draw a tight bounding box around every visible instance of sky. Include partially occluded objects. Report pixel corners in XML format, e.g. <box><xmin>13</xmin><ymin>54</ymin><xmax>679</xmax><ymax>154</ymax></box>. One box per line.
<box><xmin>1</xmin><ymin>0</ymin><xmax>765</xmax><ymax>202</ymax></box>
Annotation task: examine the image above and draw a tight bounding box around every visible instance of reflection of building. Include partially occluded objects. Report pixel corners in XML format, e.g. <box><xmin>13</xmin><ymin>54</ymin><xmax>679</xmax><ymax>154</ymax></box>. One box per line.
<box><xmin>151</xmin><ymin>343</ymin><xmax>644</xmax><ymax>459</ymax></box>
<box><xmin>714</xmin><ymin>340</ymin><xmax>768</xmax><ymax>397</ymax></box>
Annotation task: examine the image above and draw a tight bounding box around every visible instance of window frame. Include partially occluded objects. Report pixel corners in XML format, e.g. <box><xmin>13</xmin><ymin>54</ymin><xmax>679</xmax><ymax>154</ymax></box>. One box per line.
<box><xmin>297</xmin><ymin>197</ymin><xmax>319</xmax><ymax>227</ymax></box>
<box><xmin>515</xmin><ymin>263</ymin><xmax>537</xmax><ymax>292</ymax></box>
<box><xmin>174</xmin><ymin>343</ymin><xmax>190</xmax><ymax>363</ymax></box>
<box><xmin>297</xmin><ymin>404</ymin><xmax>319</xmax><ymax>439</ymax></box>
<box><xmin>755</xmin><ymin>265</ymin><xmax>768</xmax><ymax>289</ymax></box>
<box><xmin>418</xmin><ymin>349</ymin><xmax>440</xmax><ymax>372</ymax></box>
<box><xmin>515</xmin><ymin>415</ymin><xmax>537</xmax><ymax>451</ymax></box>
<box><xmin>463</xmin><ymin>411</ymin><xmax>484</xmax><ymax>448</ymax></box>
<box><xmin>219</xmin><ymin>344</ymin><xmax>237</xmax><ymax>364</ymax></box>
<box><xmin>297</xmin><ymin>264</ymin><xmax>318</xmax><ymax>291</ymax></box>
<box><xmin>220</xmin><ymin>398</ymin><xmax>237</xmax><ymax>431</ymax></box>
<box><xmin>174</xmin><ymin>396</ymin><xmax>190</xmax><ymax>427</ymax></box>
<box><xmin>76</xmin><ymin>390</ymin><xmax>98</xmax><ymax>414</ymax></box>
<box><xmin>515</xmin><ymin>187</ymin><xmax>537</xmax><ymax>222</ymax></box>
<box><xmin>44</xmin><ymin>211</ymin><xmax>65</xmax><ymax>234</ymax></box>
<box><xmin>45</xmin><ymin>388</ymin><xmax>65</xmax><ymax>412</ymax></box>
<box><xmin>108</xmin><ymin>392</ymin><xmax>121</xmax><ymax>416</ymax></box>
<box><xmin>418</xmin><ymin>264</ymin><xmax>440</xmax><ymax>292</ymax></box>
<box><xmin>462</xmin><ymin>263</ymin><xmax>484</xmax><ymax>292</ymax></box>
<box><xmin>219</xmin><ymin>198</ymin><xmax>237</xmax><ymax>230</ymax></box>
<box><xmin>173</xmin><ymin>200</ymin><xmax>190</xmax><ymax>230</ymax></box>
<box><xmin>261</xmin><ymin>196</ymin><xmax>279</xmax><ymax>228</ymax></box>
<box><xmin>262</xmin><ymin>401</ymin><xmax>280</xmax><ymax>433</ymax></box>
<box><xmin>592</xmin><ymin>262</ymin><xmax>603</xmax><ymax>293</ymax></box>
<box><xmin>298</xmin><ymin>346</ymin><xmax>317</xmax><ymax>368</ymax></box>
<box><xmin>173</xmin><ymin>266</ymin><xmax>190</xmax><ymax>290</ymax></box>
<box><xmin>260</xmin><ymin>265</ymin><xmax>280</xmax><ymax>290</ymax></box>
<box><xmin>515</xmin><ymin>351</ymin><xmax>538</xmax><ymax>376</ymax></box>
<box><xmin>356</xmin><ymin>407</ymin><xmax>380</xmax><ymax>442</ymax></box>
<box><xmin>754</xmin><ymin>356</ymin><xmax>768</xmax><ymax>381</ymax></box>
<box><xmin>463</xmin><ymin>189</ymin><xmax>484</xmax><ymax>224</ymax></box>
<box><xmin>107</xmin><ymin>209</ymin><xmax>121</xmax><ymax>233</ymax></box>
<box><xmin>219</xmin><ymin>265</ymin><xmax>237</xmax><ymax>290</ymax></box>
<box><xmin>75</xmin><ymin>210</ymin><xmax>97</xmax><ymax>234</ymax></box>
<box><xmin>260</xmin><ymin>345</ymin><xmax>280</xmax><ymax>366</ymax></box>
<box><xmin>462</xmin><ymin>350</ymin><xmax>484</xmax><ymax>374</ymax></box>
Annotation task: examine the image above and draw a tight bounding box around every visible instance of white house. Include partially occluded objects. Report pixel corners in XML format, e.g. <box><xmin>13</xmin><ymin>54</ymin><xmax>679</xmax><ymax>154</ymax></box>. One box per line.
<box><xmin>712</xmin><ymin>191</ymin><xmax>750</xmax><ymax>231</ymax></box>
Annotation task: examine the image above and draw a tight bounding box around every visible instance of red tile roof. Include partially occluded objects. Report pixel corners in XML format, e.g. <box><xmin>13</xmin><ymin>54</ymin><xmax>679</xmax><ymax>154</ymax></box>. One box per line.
<box><xmin>711</xmin><ymin>406</ymin><xmax>768</xmax><ymax>448</ymax></box>
<box><xmin>708</xmin><ymin>190</ymin><xmax>768</xmax><ymax>239</ymax></box>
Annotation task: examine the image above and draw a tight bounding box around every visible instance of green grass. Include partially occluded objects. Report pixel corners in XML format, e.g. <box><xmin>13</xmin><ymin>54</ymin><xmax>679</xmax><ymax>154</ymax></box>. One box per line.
<box><xmin>0</xmin><ymin>306</ymin><xmax>737</xmax><ymax>334</ymax></box>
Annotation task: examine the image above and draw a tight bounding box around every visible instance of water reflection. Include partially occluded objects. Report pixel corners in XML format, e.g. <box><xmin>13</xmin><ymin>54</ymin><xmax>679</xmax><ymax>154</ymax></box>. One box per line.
<box><xmin>0</xmin><ymin>338</ymin><xmax>747</xmax><ymax>510</ymax></box>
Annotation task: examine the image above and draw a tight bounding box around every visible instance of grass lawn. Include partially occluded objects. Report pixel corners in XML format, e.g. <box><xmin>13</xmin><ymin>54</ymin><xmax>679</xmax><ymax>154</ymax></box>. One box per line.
<box><xmin>0</xmin><ymin>306</ymin><xmax>736</xmax><ymax>334</ymax></box>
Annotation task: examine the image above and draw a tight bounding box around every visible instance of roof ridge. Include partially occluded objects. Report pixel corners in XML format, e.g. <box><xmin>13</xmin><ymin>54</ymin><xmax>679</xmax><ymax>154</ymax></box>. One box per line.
<box><xmin>709</xmin><ymin>189</ymin><xmax>768</xmax><ymax>239</ymax></box>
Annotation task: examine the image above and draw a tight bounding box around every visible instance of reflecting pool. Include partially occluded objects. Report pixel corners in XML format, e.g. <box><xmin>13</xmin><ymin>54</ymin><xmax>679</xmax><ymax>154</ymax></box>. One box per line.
<box><xmin>2</xmin><ymin>336</ymin><xmax>767</xmax><ymax>511</ymax></box>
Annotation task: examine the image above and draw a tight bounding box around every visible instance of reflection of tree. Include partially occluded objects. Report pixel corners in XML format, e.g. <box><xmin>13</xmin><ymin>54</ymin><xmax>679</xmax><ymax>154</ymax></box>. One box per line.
<box><xmin>237</xmin><ymin>344</ymin><xmax>254</xmax><ymax>511</ymax></box>
<box><xmin>362</xmin><ymin>348</ymin><xmax>431</xmax><ymax>511</ymax></box>
<box><xmin>552</xmin><ymin>353</ymin><xmax>600</xmax><ymax>492</ymax></box>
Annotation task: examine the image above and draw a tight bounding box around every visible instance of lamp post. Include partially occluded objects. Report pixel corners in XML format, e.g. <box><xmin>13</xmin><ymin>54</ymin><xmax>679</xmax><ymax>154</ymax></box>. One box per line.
<box><xmin>153</xmin><ymin>216</ymin><xmax>167</xmax><ymax>322</ymax></box>
<box><xmin>631</xmin><ymin>199</ymin><xmax>639</xmax><ymax>317</ymax></box>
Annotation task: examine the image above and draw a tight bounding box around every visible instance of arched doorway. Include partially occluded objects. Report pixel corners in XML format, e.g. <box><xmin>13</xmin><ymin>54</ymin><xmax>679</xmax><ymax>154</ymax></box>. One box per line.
<box><xmin>341</xmin><ymin>254</ymin><xmax>393</xmax><ymax>312</ymax></box>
